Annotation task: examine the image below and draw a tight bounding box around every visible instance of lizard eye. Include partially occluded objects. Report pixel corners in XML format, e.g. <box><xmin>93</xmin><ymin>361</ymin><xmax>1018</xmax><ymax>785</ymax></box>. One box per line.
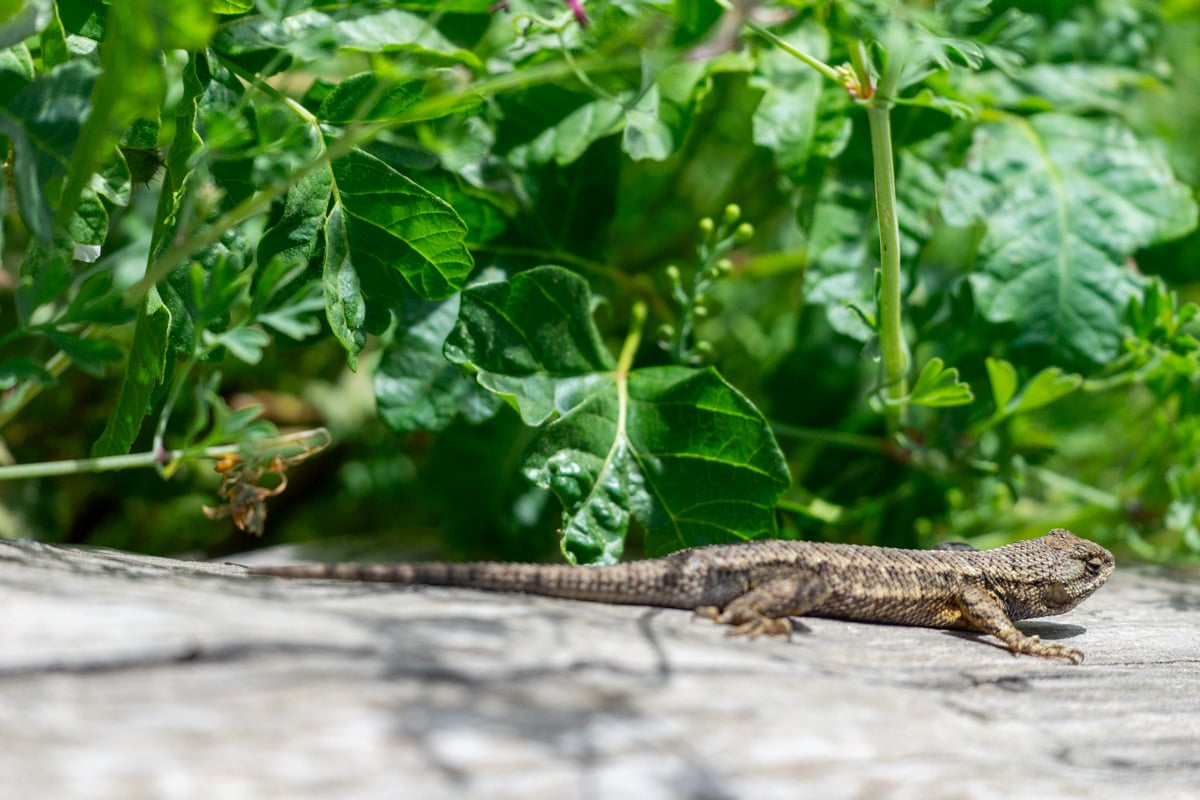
<box><xmin>1085</xmin><ymin>556</ymin><xmax>1104</xmax><ymax>575</ymax></box>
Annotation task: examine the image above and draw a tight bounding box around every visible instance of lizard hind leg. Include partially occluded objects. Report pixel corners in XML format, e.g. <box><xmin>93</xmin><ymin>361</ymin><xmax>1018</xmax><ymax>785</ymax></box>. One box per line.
<box><xmin>703</xmin><ymin>570</ymin><xmax>831</xmax><ymax>639</ymax></box>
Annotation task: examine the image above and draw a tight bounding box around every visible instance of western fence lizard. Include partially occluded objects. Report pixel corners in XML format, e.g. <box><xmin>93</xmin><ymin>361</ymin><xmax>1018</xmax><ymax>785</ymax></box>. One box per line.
<box><xmin>246</xmin><ymin>528</ymin><xmax>1114</xmax><ymax>663</ymax></box>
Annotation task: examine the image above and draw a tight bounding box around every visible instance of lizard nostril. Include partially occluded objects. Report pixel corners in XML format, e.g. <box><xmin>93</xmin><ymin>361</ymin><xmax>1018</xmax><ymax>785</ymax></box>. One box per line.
<box><xmin>1085</xmin><ymin>557</ymin><xmax>1103</xmax><ymax>575</ymax></box>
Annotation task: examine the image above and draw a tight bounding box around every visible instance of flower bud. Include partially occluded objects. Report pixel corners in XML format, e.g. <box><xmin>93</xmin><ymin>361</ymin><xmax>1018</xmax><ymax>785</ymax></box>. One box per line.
<box><xmin>722</xmin><ymin>204</ymin><xmax>741</xmax><ymax>226</ymax></box>
<box><xmin>698</xmin><ymin>217</ymin><xmax>715</xmax><ymax>236</ymax></box>
<box><xmin>733</xmin><ymin>222</ymin><xmax>754</xmax><ymax>244</ymax></box>
<box><xmin>692</xmin><ymin>304</ymin><xmax>708</xmax><ymax>319</ymax></box>
<box><xmin>715</xmin><ymin>258</ymin><xmax>733</xmax><ymax>275</ymax></box>
<box><xmin>665</xmin><ymin>265</ymin><xmax>681</xmax><ymax>284</ymax></box>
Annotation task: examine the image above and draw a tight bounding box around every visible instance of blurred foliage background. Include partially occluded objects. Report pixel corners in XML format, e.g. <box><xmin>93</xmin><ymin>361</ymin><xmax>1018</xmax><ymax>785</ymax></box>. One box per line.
<box><xmin>2</xmin><ymin>0</ymin><xmax>1200</xmax><ymax>564</ymax></box>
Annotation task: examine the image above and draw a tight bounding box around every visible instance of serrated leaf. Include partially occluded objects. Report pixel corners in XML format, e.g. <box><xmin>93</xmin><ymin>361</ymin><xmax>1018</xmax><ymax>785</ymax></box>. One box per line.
<box><xmin>905</xmin><ymin>357</ymin><xmax>974</xmax><ymax>407</ymax></box>
<box><xmin>446</xmin><ymin>266</ymin><xmax>790</xmax><ymax>564</ymax></box>
<box><xmin>985</xmin><ymin>357</ymin><xmax>1018</xmax><ymax>411</ymax></box>
<box><xmin>331</xmin><ymin>148</ymin><xmax>473</xmax><ymax>301</ymax></box>
<box><xmin>943</xmin><ymin>113</ymin><xmax>1199</xmax><ymax>366</ymax></box>
<box><xmin>92</xmin><ymin>288</ymin><xmax>171</xmax><ymax>457</ymax></box>
<box><xmin>375</xmin><ymin>289</ymin><xmax>502</xmax><ymax>435</ymax></box>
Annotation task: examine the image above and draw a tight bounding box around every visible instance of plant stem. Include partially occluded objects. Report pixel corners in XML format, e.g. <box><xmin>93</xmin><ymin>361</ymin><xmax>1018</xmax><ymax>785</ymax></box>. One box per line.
<box><xmin>617</xmin><ymin>302</ymin><xmax>647</xmax><ymax>374</ymax></box>
<box><xmin>859</xmin><ymin>43</ymin><xmax>908</xmax><ymax>433</ymax></box>
<box><xmin>0</xmin><ymin>427</ymin><xmax>330</xmax><ymax>481</ymax></box>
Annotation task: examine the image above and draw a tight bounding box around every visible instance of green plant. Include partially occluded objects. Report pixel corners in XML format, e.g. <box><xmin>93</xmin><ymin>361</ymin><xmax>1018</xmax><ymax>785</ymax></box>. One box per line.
<box><xmin>1</xmin><ymin>0</ymin><xmax>1198</xmax><ymax>564</ymax></box>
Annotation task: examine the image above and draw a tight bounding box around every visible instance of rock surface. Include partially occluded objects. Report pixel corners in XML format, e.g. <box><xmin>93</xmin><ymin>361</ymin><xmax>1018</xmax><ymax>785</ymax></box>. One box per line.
<box><xmin>1</xmin><ymin>539</ymin><xmax>1197</xmax><ymax>799</ymax></box>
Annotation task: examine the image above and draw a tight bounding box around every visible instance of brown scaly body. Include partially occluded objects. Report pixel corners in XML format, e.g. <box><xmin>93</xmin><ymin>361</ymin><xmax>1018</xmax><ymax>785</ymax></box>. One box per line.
<box><xmin>246</xmin><ymin>528</ymin><xmax>1114</xmax><ymax>663</ymax></box>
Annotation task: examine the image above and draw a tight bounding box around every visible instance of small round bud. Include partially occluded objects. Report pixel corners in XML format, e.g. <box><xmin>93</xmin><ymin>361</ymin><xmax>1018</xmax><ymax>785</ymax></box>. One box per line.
<box><xmin>665</xmin><ymin>265</ymin><xmax>681</xmax><ymax>284</ymax></box>
<box><xmin>699</xmin><ymin>217</ymin><xmax>715</xmax><ymax>236</ymax></box>
<box><xmin>692</xmin><ymin>304</ymin><xmax>708</xmax><ymax>319</ymax></box>
<box><xmin>715</xmin><ymin>258</ymin><xmax>734</xmax><ymax>275</ymax></box>
<box><xmin>722</xmin><ymin>204</ymin><xmax>741</xmax><ymax>225</ymax></box>
<box><xmin>733</xmin><ymin>222</ymin><xmax>755</xmax><ymax>244</ymax></box>
<box><xmin>693</xmin><ymin>341</ymin><xmax>714</xmax><ymax>358</ymax></box>
<box><xmin>693</xmin><ymin>291</ymin><xmax>708</xmax><ymax>306</ymax></box>
<box><xmin>657</xmin><ymin>324</ymin><xmax>675</xmax><ymax>340</ymax></box>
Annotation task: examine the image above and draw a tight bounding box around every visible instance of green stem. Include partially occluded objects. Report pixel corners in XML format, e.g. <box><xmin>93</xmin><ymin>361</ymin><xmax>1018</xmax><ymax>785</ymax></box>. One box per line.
<box><xmin>0</xmin><ymin>427</ymin><xmax>330</xmax><ymax>481</ymax></box>
<box><xmin>617</xmin><ymin>302</ymin><xmax>646</xmax><ymax>374</ymax></box>
<box><xmin>712</xmin><ymin>0</ymin><xmax>841</xmax><ymax>82</ymax></box>
<box><xmin>860</xmin><ymin>43</ymin><xmax>908</xmax><ymax>432</ymax></box>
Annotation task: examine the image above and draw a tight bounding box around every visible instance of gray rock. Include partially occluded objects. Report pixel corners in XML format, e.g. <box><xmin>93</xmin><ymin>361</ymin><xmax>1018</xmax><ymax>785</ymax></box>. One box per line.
<box><xmin>1</xmin><ymin>539</ymin><xmax>1197</xmax><ymax>799</ymax></box>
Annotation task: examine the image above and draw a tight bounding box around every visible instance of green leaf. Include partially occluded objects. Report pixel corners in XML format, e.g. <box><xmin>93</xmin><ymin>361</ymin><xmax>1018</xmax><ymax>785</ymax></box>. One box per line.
<box><xmin>331</xmin><ymin>148</ymin><xmax>473</xmax><ymax>300</ymax></box>
<box><xmin>375</xmin><ymin>289</ymin><xmax>502</xmax><ymax>435</ymax></box>
<box><xmin>204</xmin><ymin>326</ymin><xmax>270</xmax><ymax>365</ymax></box>
<box><xmin>1005</xmin><ymin>367</ymin><xmax>1082</xmax><ymax>417</ymax></box>
<box><xmin>92</xmin><ymin>288</ymin><xmax>171</xmax><ymax>457</ymax></box>
<box><xmin>0</xmin><ymin>0</ymin><xmax>50</xmax><ymax>49</ymax></box>
<box><xmin>322</xmin><ymin>204</ymin><xmax>365</xmax><ymax>370</ymax></box>
<box><xmin>943</xmin><ymin>113</ymin><xmax>1199</xmax><ymax>366</ymax></box>
<box><xmin>443</xmin><ymin>266</ymin><xmax>616</xmax><ymax>425</ymax></box>
<box><xmin>0</xmin><ymin>357</ymin><xmax>54</xmax><ymax>391</ymax></box>
<box><xmin>751</xmin><ymin>21</ymin><xmax>851</xmax><ymax>180</ymax></box>
<box><xmin>56</xmin><ymin>0</ymin><xmax>212</xmax><ymax>230</ymax></box>
<box><xmin>512</xmin><ymin>98</ymin><xmax>624</xmax><ymax>168</ymax></box>
<box><xmin>0</xmin><ymin>60</ymin><xmax>97</xmax><ymax>241</ymax></box>
<box><xmin>317</xmin><ymin>72</ymin><xmax>424</xmax><ymax>124</ymax></box>
<box><xmin>44</xmin><ymin>330</ymin><xmax>123</xmax><ymax>377</ymax></box>
<box><xmin>257</xmin><ymin>148</ymin><xmax>331</xmax><ymax>271</ymax></box>
<box><xmin>213</xmin><ymin>0</ymin><xmax>253</xmax><ymax>12</ymax></box>
<box><xmin>985</xmin><ymin>357</ymin><xmax>1018</xmax><ymax>411</ymax></box>
<box><xmin>212</xmin><ymin>7</ymin><xmax>481</xmax><ymax>70</ymax></box>
<box><xmin>905</xmin><ymin>357</ymin><xmax>974</xmax><ymax>407</ymax></box>
<box><xmin>446</xmin><ymin>266</ymin><xmax>790</xmax><ymax>564</ymax></box>
<box><xmin>622</xmin><ymin>85</ymin><xmax>673</xmax><ymax>162</ymax></box>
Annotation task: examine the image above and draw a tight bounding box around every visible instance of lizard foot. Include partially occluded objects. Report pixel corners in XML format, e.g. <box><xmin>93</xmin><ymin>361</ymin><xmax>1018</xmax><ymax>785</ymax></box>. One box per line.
<box><xmin>692</xmin><ymin>606</ymin><xmax>721</xmax><ymax>623</ymax></box>
<box><xmin>725</xmin><ymin>616</ymin><xmax>793</xmax><ymax>639</ymax></box>
<box><xmin>1008</xmin><ymin>634</ymin><xmax>1085</xmax><ymax>664</ymax></box>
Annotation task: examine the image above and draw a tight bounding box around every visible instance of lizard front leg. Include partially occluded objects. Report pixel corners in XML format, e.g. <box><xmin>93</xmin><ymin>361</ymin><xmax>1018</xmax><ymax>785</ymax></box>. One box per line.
<box><xmin>957</xmin><ymin>585</ymin><xmax>1085</xmax><ymax>664</ymax></box>
<box><xmin>696</xmin><ymin>569</ymin><xmax>830</xmax><ymax>638</ymax></box>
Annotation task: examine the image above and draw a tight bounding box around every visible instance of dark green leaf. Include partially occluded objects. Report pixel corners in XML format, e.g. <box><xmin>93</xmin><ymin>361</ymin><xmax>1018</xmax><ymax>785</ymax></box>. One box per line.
<box><xmin>0</xmin><ymin>357</ymin><xmax>55</xmax><ymax>391</ymax></box>
<box><xmin>943</xmin><ymin>114</ymin><xmax>1199</xmax><ymax>366</ymax></box>
<box><xmin>322</xmin><ymin>204</ymin><xmax>366</xmax><ymax>370</ymax></box>
<box><xmin>212</xmin><ymin>7</ymin><xmax>481</xmax><ymax>69</ymax></box>
<box><xmin>375</xmin><ymin>290</ymin><xmax>502</xmax><ymax>435</ymax></box>
<box><xmin>446</xmin><ymin>267</ymin><xmax>790</xmax><ymax>564</ymax></box>
<box><xmin>317</xmin><ymin>73</ymin><xmax>425</xmax><ymax>124</ymax></box>
<box><xmin>0</xmin><ymin>60</ymin><xmax>97</xmax><ymax>241</ymax></box>
<box><xmin>44</xmin><ymin>330</ymin><xmax>123</xmax><ymax>377</ymax></box>
<box><xmin>92</xmin><ymin>289</ymin><xmax>172</xmax><ymax>457</ymax></box>
<box><xmin>331</xmin><ymin>148</ymin><xmax>473</xmax><ymax>300</ymax></box>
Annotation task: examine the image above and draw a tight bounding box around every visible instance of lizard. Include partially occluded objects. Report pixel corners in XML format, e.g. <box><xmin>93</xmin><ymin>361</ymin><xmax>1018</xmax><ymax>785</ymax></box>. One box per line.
<box><xmin>246</xmin><ymin>527</ymin><xmax>1114</xmax><ymax>663</ymax></box>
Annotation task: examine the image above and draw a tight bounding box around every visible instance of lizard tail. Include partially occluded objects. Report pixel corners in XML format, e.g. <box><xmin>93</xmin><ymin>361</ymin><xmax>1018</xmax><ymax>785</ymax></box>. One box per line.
<box><xmin>246</xmin><ymin>560</ymin><xmax>696</xmax><ymax>609</ymax></box>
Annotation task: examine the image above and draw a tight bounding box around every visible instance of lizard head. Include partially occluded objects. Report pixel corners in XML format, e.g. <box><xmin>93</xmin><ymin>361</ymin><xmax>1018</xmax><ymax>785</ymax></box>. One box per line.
<box><xmin>1000</xmin><ymin>528</ymin><xmax>1115</xmax><ymax>621</ymax></box>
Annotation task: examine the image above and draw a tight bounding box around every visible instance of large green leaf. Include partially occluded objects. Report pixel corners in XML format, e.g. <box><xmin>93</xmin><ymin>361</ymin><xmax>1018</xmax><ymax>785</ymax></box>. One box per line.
<box><xmin>374</xmin><ymin>288</ymin><xmax>502</xmax><ymax>435</ymax></box>
<box><xmin>331</xmin><ymin>148</ymin><xmax>474</xmax><ymax>301</ymax></box>
<box><xmin>445</xmin><ymin>266</ymin><xmax>790</xmax><ymax>565</ymax></box>
<box><xmin>212</xmin><ymin>7</ymin><xmax>480</xmax><ymax>70</ymax></box>
<box><xmin>943</xmin><ymin>113</ymin><xmax>1199</xmax><ymax>366</ymax></box>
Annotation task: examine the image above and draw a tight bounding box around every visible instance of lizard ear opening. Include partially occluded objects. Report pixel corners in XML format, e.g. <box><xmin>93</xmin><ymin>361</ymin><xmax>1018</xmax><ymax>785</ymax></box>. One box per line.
<box><xmin>1043</xmin><ymin>582</ymin><xmax>1073</xmax><ymax>609</ymax></box>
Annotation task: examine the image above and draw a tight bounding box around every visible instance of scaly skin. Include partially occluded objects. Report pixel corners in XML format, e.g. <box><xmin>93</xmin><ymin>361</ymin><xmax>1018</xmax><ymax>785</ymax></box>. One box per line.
<box><xmin>247</xmin><ymin>528</ymin><xmax>1114</xmax><ymax>663</ymax></box>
